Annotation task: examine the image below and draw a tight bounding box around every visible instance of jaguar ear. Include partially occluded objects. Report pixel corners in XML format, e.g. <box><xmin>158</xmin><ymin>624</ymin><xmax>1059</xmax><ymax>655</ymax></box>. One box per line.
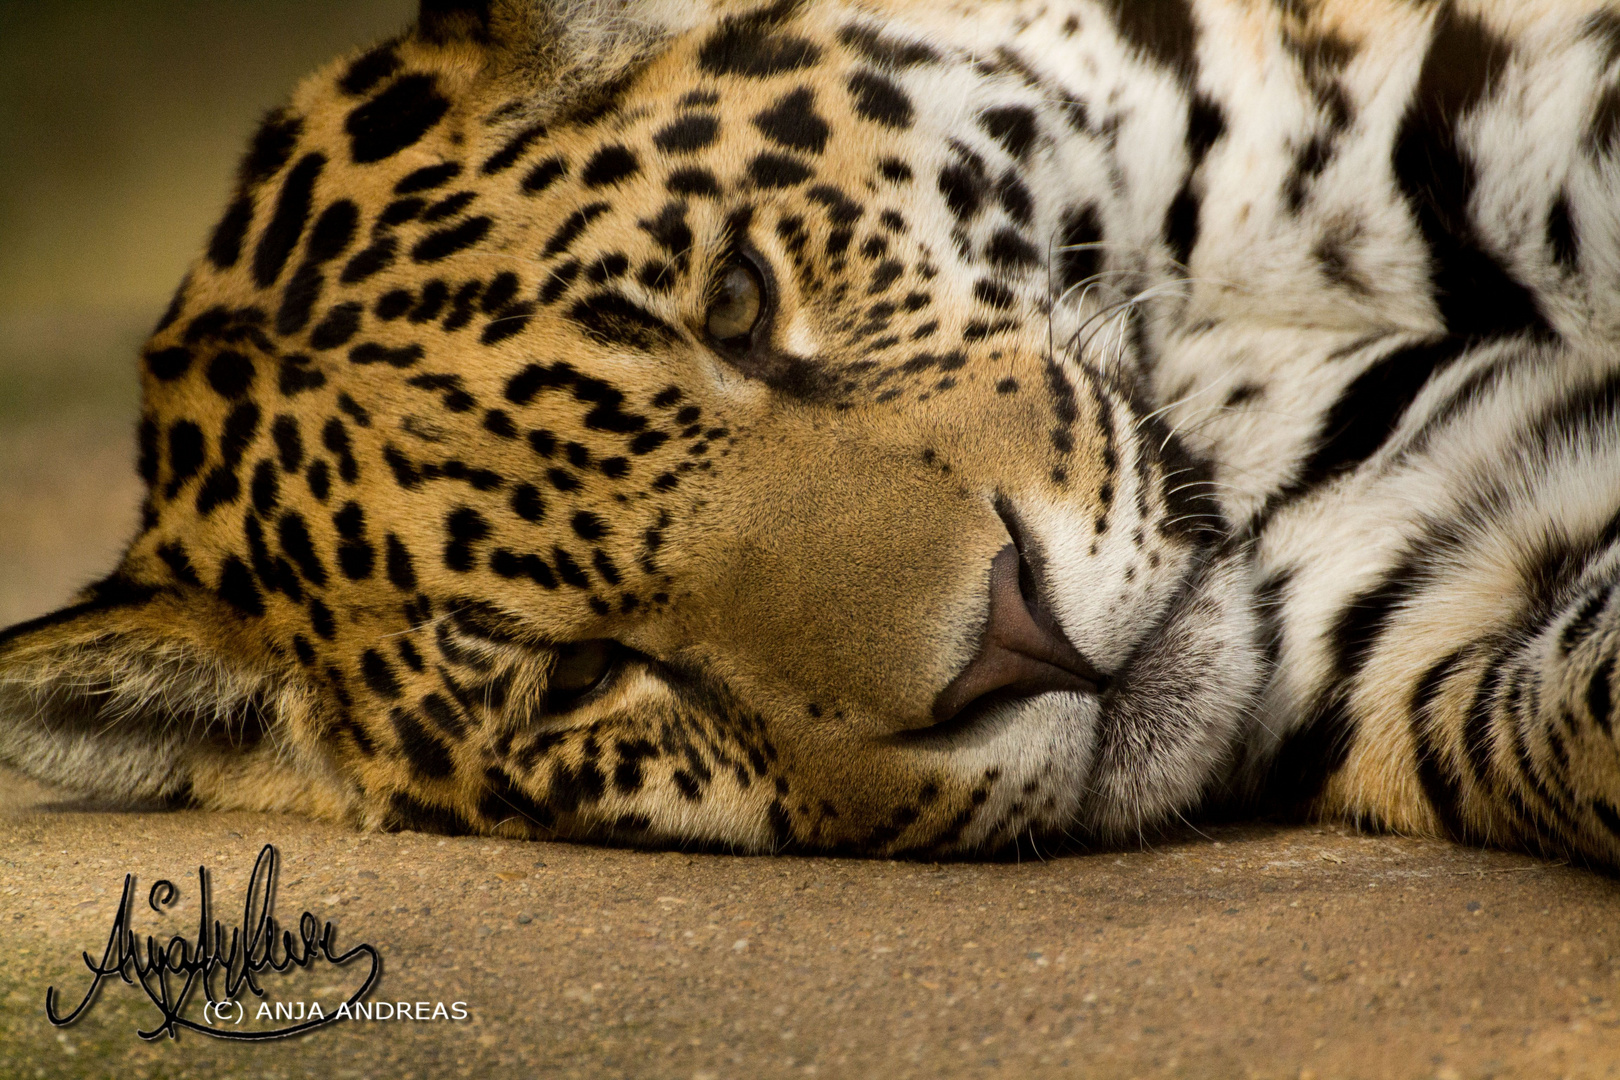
<box><xmin>416</xmin><ymin>0</ymin><xmax>709</xmax><ymax>93</ymax></box>
<box><xmin>418</xmin><ymin>0</ymin><xmax>497</xmax><ymax>44</ymax></box>
<box><xmin>0</xmin><ymin>577</ymin><xmax>352</xmax><ymax>819</ymax></box>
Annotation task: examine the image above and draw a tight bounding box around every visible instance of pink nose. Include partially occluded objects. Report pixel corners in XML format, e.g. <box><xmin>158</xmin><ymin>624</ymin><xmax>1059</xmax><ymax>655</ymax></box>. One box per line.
<box><xmin>930</xmin><ymin>544</ymin><xmax>1105</xmax><ymax>727</ymax></box>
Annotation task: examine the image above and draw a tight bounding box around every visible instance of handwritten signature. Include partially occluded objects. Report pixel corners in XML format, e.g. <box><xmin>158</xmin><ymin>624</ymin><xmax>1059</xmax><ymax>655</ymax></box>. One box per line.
<box><xmin>46</xmin><ymin>844</ymin><xmax>380</xmax><ymax>1040</ymax></box>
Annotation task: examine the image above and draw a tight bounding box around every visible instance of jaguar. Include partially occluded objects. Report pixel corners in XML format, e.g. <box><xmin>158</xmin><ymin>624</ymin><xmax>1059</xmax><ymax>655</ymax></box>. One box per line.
<box><xmin>4</xmin><ymin>0</ymin><xmax>1619</xmax><ymax>865</ymax></box>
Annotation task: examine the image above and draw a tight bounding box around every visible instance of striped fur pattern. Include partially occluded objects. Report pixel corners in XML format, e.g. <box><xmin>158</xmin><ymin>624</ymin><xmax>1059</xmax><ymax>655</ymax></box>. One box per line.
<box><xmin>0</xmin><ymin>0</ymin><xmax>1617</xmax><ymax>864</ymax></box>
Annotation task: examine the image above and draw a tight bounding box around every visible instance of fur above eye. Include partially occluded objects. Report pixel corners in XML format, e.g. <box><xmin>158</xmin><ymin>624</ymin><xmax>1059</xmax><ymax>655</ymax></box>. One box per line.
<box><xmin>705</xmin><ymin>258</ymin><xmax>764</xmax><ymax>344</ymax></box>
<box><xmin>545</xmin><ymin>640</ymin><xmax>622</xmax><ymax>709</ymax></box>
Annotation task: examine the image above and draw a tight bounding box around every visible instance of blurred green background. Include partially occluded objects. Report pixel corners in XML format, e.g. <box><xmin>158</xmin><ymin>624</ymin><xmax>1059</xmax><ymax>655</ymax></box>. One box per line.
<box><xmin>0</xmin><ymin>1</ymin><xmax>415</xmax><ymax>626</ymax></box>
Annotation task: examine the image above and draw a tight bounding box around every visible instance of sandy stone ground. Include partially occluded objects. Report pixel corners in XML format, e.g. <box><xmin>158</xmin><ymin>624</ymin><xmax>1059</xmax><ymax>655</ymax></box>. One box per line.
<box><xmin>4</xmin><ymin>768</ymin><xmax>1620</xmax><ymax>1080</ymax></box>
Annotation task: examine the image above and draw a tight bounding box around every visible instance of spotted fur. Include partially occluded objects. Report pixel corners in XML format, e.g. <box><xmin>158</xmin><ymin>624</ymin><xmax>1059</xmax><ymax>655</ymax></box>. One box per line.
<box><xmin>3</xmin><ymin>0</ymin><xmax>1619</xmax><ymax>865</ymax></box>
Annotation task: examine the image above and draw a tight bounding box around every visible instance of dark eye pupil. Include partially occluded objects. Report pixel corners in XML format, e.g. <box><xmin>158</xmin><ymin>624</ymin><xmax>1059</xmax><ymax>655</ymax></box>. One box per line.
<box><xmin>707</xmin><ymin>262</ymin><xmax>762</xmax><ymax>342</ymax></box>
<box><xmin>549</xmin><ymin>640</ymin><xmax>616</xmax><ymax>699</ymax></box>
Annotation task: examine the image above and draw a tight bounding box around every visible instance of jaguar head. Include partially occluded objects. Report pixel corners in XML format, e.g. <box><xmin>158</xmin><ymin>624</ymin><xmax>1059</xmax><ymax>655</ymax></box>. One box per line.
<box><xmin>0</xmin><ymin>0</ymin><xmax>1262</xmax><ymax>855</ymax></box>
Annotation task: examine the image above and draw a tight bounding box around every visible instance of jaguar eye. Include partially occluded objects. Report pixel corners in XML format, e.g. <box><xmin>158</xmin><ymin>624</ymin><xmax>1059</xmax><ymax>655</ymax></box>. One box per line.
<box><xmin>705</xmin><ymin>258</ymin><xmax>764</xmax><ymax>344</ymax></box>
<box><xmin>546</xmin><ymin>639</ymin><xmax>620</xmax><ymax>709</ymax></box>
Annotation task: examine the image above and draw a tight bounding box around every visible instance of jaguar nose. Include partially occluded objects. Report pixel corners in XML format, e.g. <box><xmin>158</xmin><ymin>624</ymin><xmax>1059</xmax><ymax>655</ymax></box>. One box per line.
<box><xmin>930</xmin><ymin>544</ymin><xmax>1106</xmax><ymax>726</ymax></box>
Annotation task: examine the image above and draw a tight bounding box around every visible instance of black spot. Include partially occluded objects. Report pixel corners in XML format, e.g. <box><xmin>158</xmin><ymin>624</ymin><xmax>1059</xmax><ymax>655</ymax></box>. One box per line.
<box><xmin>363</xmin><ymin>649</ymin><xmax>403</xmax><ymax>700</ymax></box>
<box><xmin>937</xmin><ymin>161</ymin><xmax>986</xmax><ymax>222</ymax></box>
<box><xmin>276</xmin><ymin>265</ymin><xmax>324</xmax><ymax>336</ymax></box>
<box><xmin>340</xmin><ymin>236</ymin><xmax>397</xmax><ymax>283</ymax></box>
<box><xmin>240</xmin><ymin>109</ymin><xmax>302</xmax><ymax>186</ymax></box>
<box><xmin>412</xmin><ymin>216</ymin><xmax>493</xmax><ymax>262</ymax></box>
<box><xmin>629</xmin><ymin>430</ymin><xmax>668</xmax><ymax>455</ymax></box>
<box><xmin>511</xmin><ymin>483</ymin><xmax>545</xmax><ymax>522</ymax></box>
<box><xmin>749</xmin><ymin>152</ymin><xmax>813</xmax><ymax>188</ymax></box>
<box><xmin>339</xmin><ymin>43</ymin><xmax>402</xmax><ymax>96</ymax></box>
<box><xmin>666</xmin><ymin>168</ymin><xmax>722</xmax><ymax>198</ymax></box>
<box><xmin>442</xmin><ymin>281</ymin><xmax>483</xmax><ymax>331</ymax></box>
<box><xmin>306</xmin><ymin>458</ymin><xmax>331</xmax><ymax>501</ymax></box>
<box><xmin>444</xmin><ymin>506</ymin><xmax>491</xmax><ymax>572</ymax></box>
<box><xmin>349</xmin><ymin>342</ymin><xmax>424</xmax><ymax>368</ymax></box>
<box><xmin>481</xmin><ymin>272</ymin><xmax>520</xmax><ymax>314</ymax></box>
<box><xmin>392</xmin><ymin>707</ymin><xmax>455</xmax><ymax>779</ymax></box>
<box><xmin>640</xmin><ymin>206</ymin><xmax>695</xmax><ymax>266</ymax></box>
<box><xmin>654</xmin><ymin>113</ymin><xmax>720</xmax><ymax>154</ymax></box>
<box><xmin>973</xmin><ymin>279</ymin><xmax>1016</xmax><ymax>309</ymax></box>
<box><xmin>253</xmin><ymin>152</ymin><xmax>326</xmax><ymax>288</ymax></box>
<box><xmin>575</xmin><ymin>376</ymin><xmax>649</xmax><ymax>434</ymax></box>
<box><xmin>1163</xmin><ymin>183</ymin><xmax>1201</xmax><ymax>267</ymax></box>
<box><xmin>251</xmin><ymin>458</ymin><xmax>280</xmax><ymax>515</ymax></box>
<box><xmin>207</xmin><ymin>351</ymin><xmax>255</xmax><ymax>400</ymax></box>
<box><xmin>506</xmin><ymin>361</ymin><xmax>575</xmax><ymax>405</ymax></box>
<box><xmin>208</xmin><ymin>197</ymin><xmax>253</xmax><ymax>269</ymax></box>
<box><xmin>145</xmin><ymin>347</ymin><xmax>192</xmax><ymax>382</ymax></box>
<box><xmin>156</xmin><ymin>541</ymin><xmax>204</xmax><ymax>588</ymax></box>
<box><xmin>1590</xmin><ymin>656</ymin><xmax>1615</xmax><ymax>735</ymax></box>
<box><xmin>402</xmin><ymin>163</ymin><xmax>464</xmax><ymax>200</ymax></box>
<box><xmin>698</xmin><ymin>5</ymin><xmax>821</xmax><ymax>79</ymax></box>
<box><xmin>137</xmin><ymin>418</ymin><xmax>161</xmax><ymax>485</ymax></box>
<box><xmin>1101</xmin><ymin>0</ymin><xmax>1200</xmax><ymax>81</ymax></box>
<box><xmin>836</xmin><ymin>23</ymin><xmax>940</xmax><ymax>68</ymax></box>
<box><xmin>310</xmin><ymin>302</ymin><xmax>364</xmax><ymax>350</ymax></box>
<box><xmin>521</xmin><ymin>156</ymin><xmax>568</xmax><ymax>194</ymax></box>
<box><xmin>581</xmin><ymin>145</ymin><xmax>641</xmax><ymax>188</ymax></box>
<box><xmin>1547</xmin><ymin>193</ymin><xmax>1580</xmax><ymax>273</ymax></box>
<box><xmin>752</xmin><ymin>87</ymin><xmax>831</xmax><ymax>153</ymax></box>
<box><xmin>418</xmin><ymin>693</ymin><xmax>466</xmax><ymax>740</ymax></box>
<box><xmin>1284</xmin><ymin>134</ymin><xmax>1334</xmax><ymax>212</ymax></box>
<box><xmin>996</xmin><ymin>173</ymin><xmax>1033</xmax><ymax>226</ymax></box>
<box><xmin>193</xmin><ymin>466</ymin><xmax>240</xmax><ymax>515</ymax></box>
<box><xmin>308</xmin><ymin>200</ymin><xmax>359</xmax><ymax>263</ymax></box>
<box><xmin>385</xmin><ymin>533</ymin><xmax>417</xmax><ymax>591</ymax></box>
<box><xmin>271</xmin><ymin>416</ymin><xmax>303</xmax><ymax>473</ymax></box>
<box><xmin>586</xmin><ymin>255</ymin><xmax>630</xmax><ymax>284</ymax></box>
<box><xmin>542</xmin><ymin>202</ymin><xmax>610</xmax><ymax>258</ymax></box>
<box><xmin>219</xmin><ymin>402</ymin><xmax>261</xmax><ymax>467</ymax></box>
<box><xmin>376</xmin><ymin>290</ymin><xmax>414</xmax><ymax>321</ymax></box>
<box><xmin>338</xmin><ymin>532</ymin><xmax>376</xmax><ymax>581</ymax></box>
<box><xmin>807</xmin><ymin>184</ymin><xmax>863</xmax><ymax>227</ymax></box>
<box><xmin>985</xmin><ymin>228</ymin><xmax>1039</xmax><ymax>270</ymax></box>
<box><xmin>482</xmin><ymin>122</ymin><xmax>548</xmax><ymax>175</ymax></box>
<box><xmin>568</xmin><ymin>292</ymin><xmax>678</xmax><ymax>350</ymax></box>
<box><xmin>571</xmin><ymin>511</ymin><xmax>607</xmax><ymax>541</ymax></box>
<box><xmin>380</xmin><ymin>198</ymin><xmax>425</xmax><ymax>226</ymax></box>
<box><xmin>322</xmin><ymin>418</ymin><xmax>359</xmax><ymax>483</ymax></box>
<box><xmin>1187</xmin><ymin>94</ymin><xmax>1227</xmax><ymax>164</ymax></box>
<box><xmin>409</xmin><ymin>280</ymin><xmax>451</xmax><ymax>322</ymax></box>
<box><xmin>846</xmin><ymin>69</ymin><xmax>914</xmax><ymax>128</ymax></box>
<box><xmin>217</xmin><ymin>556</ymin><xmax>265</xmax><ymax>617</ymax></box>
<box><xmin>1392</xmin><ymin>8</ymin><xmax>1551</xmax><ymax>339</ymax></box>
<box><xmin>1056</xmin><ymin>204</ymin><xmax>1103</xmax><ymax>294</ymax></box>
<box><xmin>1314</xmin><ymin>221</ymin><xmax>1368</xmax><ymax>293</ymax></box>
<box><xmin>421</xmin><ymin>190</ymin><xmax>476</xmax><ymax>224</ymax></box>
<box><xmin>278</xmin><ymin>355</ymin><xmax>327</xmax><ymax>396</ymax></box>
<box><xmin>308</xmin><ymin>595</ymin><xmax>336</xmax><ymax>639</ymax></box>
<box><xmin>979</xmin><ymin>105</ymin><xmax>1038</xmax><ymax>161</ymax></box>
<box><xmin>552</xmin><ymin>547</ymin><xmax>589</xmax><ymax>588</ymax></box>
<box><xmin>346</xmin><ymin>73</ymin><xmax>450</xmax><ymax>164</ymax></box>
